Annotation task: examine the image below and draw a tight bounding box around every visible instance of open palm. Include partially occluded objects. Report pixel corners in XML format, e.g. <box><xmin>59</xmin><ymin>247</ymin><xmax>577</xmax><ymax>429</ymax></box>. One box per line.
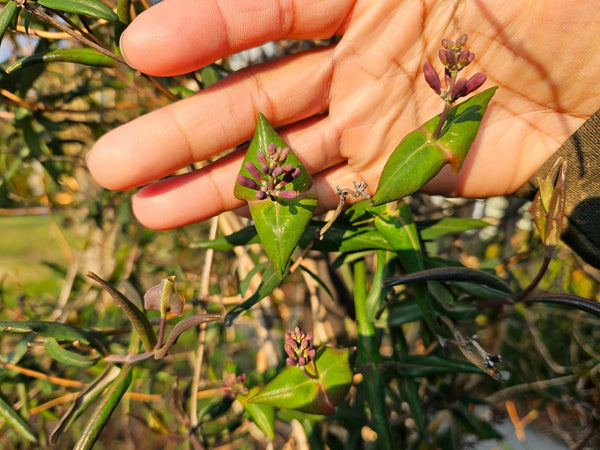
<box><xmin>87</xmin><ymin>0</ymin><xmax>600</xmax><ymax>229</ymax></box>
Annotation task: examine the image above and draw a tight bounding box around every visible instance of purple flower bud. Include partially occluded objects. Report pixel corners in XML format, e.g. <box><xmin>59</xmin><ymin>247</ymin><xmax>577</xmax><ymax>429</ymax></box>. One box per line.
<box><xmin>465</xmin><ymin>72</ymin><xmax>486</xmax><ymax>95</ymax></box>
<box><xmin>255</xmin><ymin>191</ymin><xmax>267</xmax><ymax>200</ymax></box>
<box><xmin>451</xmin><ymin>77</ymin><xmax>468</xmax><ymax>100</ymax></box>
<box><xmin>455</xmin><ymin>34</ymin><xmax>468</xmax><ymax>48</ymax></box>
<box><xmin>423</xmin><ymin>61</ymin><xmax>441</xmax><ymax>94</ymax></box>
<box><xmin>261</xmin><ymin>164</ymin><xmax>270</xmax><ymax>175</ymax></box>
<box><xmin>284</xmin><ymin>343</ymin><xmax>295</xmax><ymax>358</ymax></box>
<box><xmin>281</xmin><ymin>164</ymin><xmax>293</xmax><ymax>173</ymax></box>
<box><xmin>279</xmin><ymin>147</ymin><xmax>290</xmax><ymax>161</ymax></box>
<box><xmin>457</xmin><ymin>50</ymin><xmax>475</xmax><ymax>67</ymax></box>
<box><xmin>297</xmin><ymin>356</ymin><xmax>307</xmax><ymax>366</ymax></box>
<box><xmin>257</xmin><ymin>151</ymin><xmax>267</xmax><ymax>165</ymax></box>
<box><xmin>236</xmin><ymin>175</ymin><xmax>260</xmax><ymax>190</ymax></box>
<box><xmin>290</xmin><ymin>167</ymin><xmax>300</xmax><ymax>179</ymax></box>
<box><xmin>278</xmin><ymin>189</ymin><xmax>298</xmax><ymax>199</ymax></box>
<box><xmin>286</xmin><ymin>357</ymin><xmax>297</xmax><ymax>366</ymax></box>
<box><xmin>272</xmin><ymin>166</ymin><xmax>284</xmax><ymax>177</ymax></box>
<box><xmin>441</xmin><ymin>38</ymin><xmax>453</xmax><ymax>49</ymax></box>
<box><xmin>438</xmin><ymin>48</ymin><xmax>449</xmax><ymax>65</ymax></box>
<box><xmin>267</xmin><ymin>143</ymin><xmax>276</xmax><ymax>155</ymax></box>
<box><xmin>445</xmin><ymin>49</ymin><xmax>457</xmax><ymax>67</ymax></box>
<box><xmin>245</xmin><ymin>161</ymin><xmax>263</xmax><ymax>181</ymax></box>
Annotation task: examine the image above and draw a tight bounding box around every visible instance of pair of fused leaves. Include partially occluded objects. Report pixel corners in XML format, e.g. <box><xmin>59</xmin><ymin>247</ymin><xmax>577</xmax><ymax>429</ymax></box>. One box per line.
<box><xmin>372</xmin><ymin>87</ymin><xmax>497</xmax><ymax>205</ymax></box>
<box><xmin>248</xmin><ymin>346</ymin><xmax>355</xmax><ymax>415</ymax></box>
<box><xmin>234</xmin><ymin>113</ymin><xmax>317</xmax><ymax>279</ymax></box>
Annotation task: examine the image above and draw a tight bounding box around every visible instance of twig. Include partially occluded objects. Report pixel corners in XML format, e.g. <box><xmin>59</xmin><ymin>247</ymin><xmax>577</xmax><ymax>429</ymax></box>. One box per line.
<box><xmin>13</xmin><ymin>0</ymin><xmax>127</xmax><ymax>66</ymax></box>
<box><xmin>190</xmin><ymin>216</ymin><xmax>219</xmax><ymax>430</ymax></box>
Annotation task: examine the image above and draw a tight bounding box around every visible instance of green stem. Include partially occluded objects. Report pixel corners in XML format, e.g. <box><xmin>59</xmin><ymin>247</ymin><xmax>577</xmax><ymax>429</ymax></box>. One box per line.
<box><xmin>353</xmin><ymin>259</ymin><xmax>393</xmax><ymax>449</ymax></box>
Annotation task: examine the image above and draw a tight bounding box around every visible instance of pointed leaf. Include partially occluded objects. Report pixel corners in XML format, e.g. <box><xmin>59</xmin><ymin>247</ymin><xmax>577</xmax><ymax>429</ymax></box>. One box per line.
<box><xmin>249</xmin><ymin>347</ymin><xmax>355</xmax><ymax>415</ymax></box>
<box><xmin>50</xmin><ymin>366</ymin><xmax>121</xmax><ymax>445</ymax></box>
<box><xmin>0</xmin><ymin>394</ymin><xmax>37</xmax><ymax>444</ymax></box>
<box><xmin>87</xmin><ymin>272</ymin><xmax>157</xmax><ymax>351</ymax></box>
<box><xmin>6</xmin><ymin>48</ymin><xmax>116</xmax><ymax>73</ymax></box>
<box><xmin>418</xmin><ymin>217</ymin><xmax>491</xmax><ymax>240</ymax></box>
<box><xmin>224</xmin><ymin>264</ymin><xmax>282</xmax><ymax>326</ymax></box>
<box><xmin>249</xmin><ymin>194</ymin><xmax>318</xmax><ymax>278</ymax></box>
<box><xmin>38</xmin><ymin>0</ymin><xmax>119</xmax><ymax>22</ymax></box>
<box><xmin>44</xmin><ymin>338</ymin><xmax>99</xmax><ymax>368</ymax></box>
<box><xmin>234</xmin><ymin>113</ymin><xmax>312</xmax><ymax>201</ymax></box>
<box><xmin>0</xmin><ymin>320</ymin><xmax>107</xmax><ymax>355</ymax></box>
<box><xmin>0</xmin><ymin>1</ymin><xmax>19</xmax><ymax>43</ymax></box>
<box><xmin>372</xmin><ymin>88</ymin><xmax>496</xmax><ymax>205</ymax></box>
<box><xmin>383</xmin><ymin>266</ymin><xmax>512</xmax><ymax>294</ymax></box>
<box><xmin>73</xmin><ymin>365</ymin><xmax>132</xmax><ymax>450</ymax></box>
<box><xmin>238</xmin><ymin>387</ymin><xmax>275</xmax><ymax>439</ymax></box>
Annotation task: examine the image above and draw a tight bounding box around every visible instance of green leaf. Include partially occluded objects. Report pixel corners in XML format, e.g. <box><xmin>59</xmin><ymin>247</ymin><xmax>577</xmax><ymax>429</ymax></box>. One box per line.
<box><xmin>372</xmin><ymin>88</ymin><xmax>497</xmax><ymax>206</ymax></box>
<box><xmin>0</xmin><ymin>394</ymin><xmax>37</xmax><ymax>443</ymax></box>
<box><xmin>224</xmin><ymin>264</ymin><xmax>283</xmax><ymax>326</ymax></box>
<box><xmin>249</xmin><ymin>194</ymin><xmax>318</xmax><ymax>279</ymax></box>
<box><xmin>393</xmin><ymin>355</ymin><xmax>486</xmax><ymax>377</ymax></box>
<box><xmin>249</xmin><ymin>347</ymin><xmax>355</xmax><ymax>415</ymax></box>
<box><xmin>87</xmin><ymin>272</ymin><xmax>157</xmax><ymax>352</ymax></box>
<box><xmin>191</xmin><ymin>225</ymin><xmax>259</xmax><ymax>251</ymax></box>
<box><xmin>418</xmin><ymin>217</ymin><xmax>491</xmax><ymax>240</ymax></box>
<box><xmin>238</xmin><ymin>387</ymin><xmax>275</xmax><ymax>439</ymax></box>
<box><xmin>0</xmin><ymin>320</ymin><xmax>108</xmax><ymax>355</ymax></box>
<box><xmin>50</xmin><ymin>366</ymin><xmax>122</xmax><ymax>445</ymax></box>
<box><xmin>374</xmin><ymin>202</ymin><xmax>444</xmax><ymax>336</ymax></box>
<box><xmin>0</xmin><ymin>1</ymin><xmax>18</xmax><ymax>43</ymax></box>
<box><xmin>38</xmin><ymin>0</ymin><xmax>119</xmax><ymax>22</ymax></box>
<box><xmin>234</xmin><ymin>114</ymin><xmax>317</xmax><ymax>279</ymax></box>
<box><xmin>383</xmin><ymin>266</ymin><xmax>512</xmax><ymax>295</ymax></box>
<box><xmin>239</xmin><ymin>260</ymin><xmax>270</xmax><ymax>296</ymax></box>
<box><xmin>44</xmin><ymin>338</ymin><xmax>99</xmax><ymax>368</ymax></box>
<box><xmin>234</xmin><ymin>113</ymin><xmax>312</xmax><ymax>200</ymax></box>
<box><xmin>6</xmin><ymin>48</ymin><xmax>117</xmax><ymax>73</ymax></box>
<box><xmin>74</xmin><ymin>365</ymin><xmax>133</xmax><ymax>450</ymax></box>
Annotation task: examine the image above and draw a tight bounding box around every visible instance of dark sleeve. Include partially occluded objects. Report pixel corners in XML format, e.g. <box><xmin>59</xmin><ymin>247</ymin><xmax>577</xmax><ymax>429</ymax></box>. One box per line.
<box><xmin>514</xmin><ymin>110</ymin><xmax>600</xmax><ymax>268</ymax></box>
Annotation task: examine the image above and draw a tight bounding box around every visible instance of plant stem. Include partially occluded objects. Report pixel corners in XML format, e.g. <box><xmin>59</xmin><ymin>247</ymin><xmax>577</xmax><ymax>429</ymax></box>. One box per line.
<box><xmin>511</xmin><ymin>247</ymin><xmax>553</xmax><ymax>302</ymax></box>
<box><xmin>353</xmin><ymin>258</ymin><xmax>393</xmax><ymax>449</ymax></box>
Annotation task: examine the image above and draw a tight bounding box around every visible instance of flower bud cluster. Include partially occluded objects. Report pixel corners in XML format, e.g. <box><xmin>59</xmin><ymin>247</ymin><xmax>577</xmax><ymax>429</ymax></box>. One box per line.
<box><xmin>236</xmin><ymin>143</ymin><xmax>300</xmax><ymax>200</ymax></box>
<box><xmin>223</xmin><ymin>373</ymin><xmax>248</xmax><ymax>399</ymax></box>
<box><xmin>423</xmin><ymin>34</ymin><xmax>486</xmax><ymax>103</ymax></box>
<box><xmin>284</xmin><ymin>326</ymin><xmax>316</xmax><ymax>367</ymax></box>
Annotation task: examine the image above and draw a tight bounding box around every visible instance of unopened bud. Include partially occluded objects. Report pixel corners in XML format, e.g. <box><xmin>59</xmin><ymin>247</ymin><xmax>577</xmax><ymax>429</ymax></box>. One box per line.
<box><xmin>278</xmin><ymin>189</ymin><xmax>298</xmax><ymax>199</ymax></box>
<box><xmin>237</xmin><ymin>175</ymin><xmax>260</xmax><ymax>190</ymax></box>
<box><xmin>423</xmin><ymin>61</ymin><xmax>441</xmax><ymax>94</ymax></box>
<box><xmin>245</xmin><ymin>161</ymin><xmax>263</xmax><ymax>181</ymax></box>
<box><xmin>465</xmin><ymin>72</ymin><xmax>487</xmax><ymax>95</ymax></box>
<box><xmin>451</xmin><ymin>77</ymin><xmax>468</xmax><ymax>100</ymax></box>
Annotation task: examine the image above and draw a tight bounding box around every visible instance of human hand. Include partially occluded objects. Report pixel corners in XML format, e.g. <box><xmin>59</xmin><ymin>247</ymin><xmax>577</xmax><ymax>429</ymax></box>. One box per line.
<box><xmin>86</xmin><ymin>0</ymin><xmax>600</xmax><ymax>229</ymax></box>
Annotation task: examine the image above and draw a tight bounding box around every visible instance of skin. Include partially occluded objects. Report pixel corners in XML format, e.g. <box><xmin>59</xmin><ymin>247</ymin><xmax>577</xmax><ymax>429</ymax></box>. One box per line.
<box><xmin>86</xmin><ymin>0</ymin><xmax>600</xmax><ymax>229</ymax></box>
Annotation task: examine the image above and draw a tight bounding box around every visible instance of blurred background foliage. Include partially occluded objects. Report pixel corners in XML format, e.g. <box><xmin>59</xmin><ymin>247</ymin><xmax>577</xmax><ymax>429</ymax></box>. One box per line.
<box><xmin>1</xmin><ymin>0</ymin><xmax>599</xmax><ymax>448</ymax></box>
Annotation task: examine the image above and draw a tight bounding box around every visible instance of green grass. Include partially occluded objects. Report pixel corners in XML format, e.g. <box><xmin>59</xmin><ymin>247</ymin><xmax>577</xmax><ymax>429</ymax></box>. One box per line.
<box><xmin>0</xmin><ymin>214</ymin><xmax>78</xmax><ymax>301</ymax></box>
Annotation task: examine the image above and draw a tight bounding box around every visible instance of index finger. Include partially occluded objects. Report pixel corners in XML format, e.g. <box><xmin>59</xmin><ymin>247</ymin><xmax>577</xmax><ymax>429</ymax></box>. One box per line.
<box><xmin>121</xmin><ymin>0</ymin><xmax>354</xmax><ymax>76</ymax></box>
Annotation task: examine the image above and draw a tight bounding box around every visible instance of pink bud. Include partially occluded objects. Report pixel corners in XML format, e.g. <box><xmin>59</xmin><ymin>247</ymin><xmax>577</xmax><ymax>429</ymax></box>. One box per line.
<box><xmin>245</xmin><ymin>161</ymin><xmax>263</xmax><ymax>181</ymax></box>
<box><xmin>255</xmin><ymin>191</ymin><xmax>267</xmax><ymax>200</ymax></box>
<box><xmin>423</xmin><ymin>62</ymin><xmax>441</xmax><ymax>94</ymax></box>
<box><xmin>257</xmin><ymin>151</ymin><xmax>267</xmax><ymax>165</ymax></box>
<box><xmin>272</xmin><ymin>166</ymin><xmax>284</xmax><ymax>177</ymax></box>
<box><xmin>236</xmin><ymin>175</ymin><xmax>260</xmax><ymax>190</ymax></box>
<box><xmin>451</xmin><ymin>77</ymin><xmax>468</xmax><ymax>100</ymax></box>
<box><xmin>278</xmin><ymin>189</ymin><xmax>298</xmax><ymax>199</ymax></box>
<box><xmin>441</xmin><ymin>38</ymin><xmax>453</xmax><ymax>49</ymax></box>
<box><xmin>457</xmin><ymin>50</ymin><xmax>475</xmax><ymax>68</ymax></box>
<box><xmin>267</xmin><ymin>143</ymin><xmax>276</xmax><ymax>155</ymax></box>
<box><xmin>465</xmin><ymin>72</ymin><xmax>486</xmax><ymax>95</ymax></box>
<box><xmin>456</xmin><ymin>34</ymin><xmax>468</xmax><ymax>48</ymax></box>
